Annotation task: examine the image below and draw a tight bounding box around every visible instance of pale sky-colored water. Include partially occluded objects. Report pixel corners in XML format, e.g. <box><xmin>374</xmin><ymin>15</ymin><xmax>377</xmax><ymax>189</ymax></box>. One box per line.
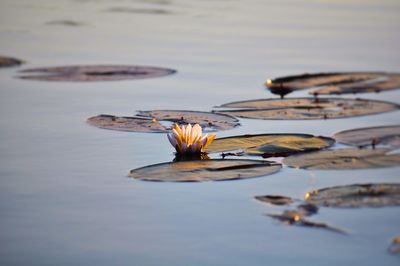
<box><xmin>0</xmin><ymin>0</ymin><xmax>400</xmax><ymax>265</ymax></box>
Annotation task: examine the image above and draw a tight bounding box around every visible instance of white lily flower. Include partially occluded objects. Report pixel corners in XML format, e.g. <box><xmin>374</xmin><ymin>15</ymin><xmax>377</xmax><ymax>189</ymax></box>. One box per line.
<box><xmin>167</xmin><ymin>123</ymin><xmax>216</xmax><ymax>154</ymax></box>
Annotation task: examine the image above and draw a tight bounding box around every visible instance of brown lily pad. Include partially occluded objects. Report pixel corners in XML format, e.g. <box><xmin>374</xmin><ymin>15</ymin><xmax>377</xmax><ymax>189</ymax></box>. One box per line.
<box><xmin>137</xmin><ymin>110</ymin><xmax>239</xmax><ymax>131</ymax></box>
<box><xmin>18</xmin><ymin>65</ymin><xmax>176</xmax><ymax>81</ymax></box>
<box><xmin>206</xmin><ymin>133</ymin><xmax>334</xmax><ymax>158</ymax></box>
<box><xmin>389</xmin><ymin>235</ymin><xmax>400</xmax><ymax>255</ymax></box>
<box><xmin>265</xmin><ymin>72</ymin><xmax>400</xmax><ymax>97</ymax></box>
<box><xmin>88</xmin><ymin>110</ymin><xmax>240</xmax><ymax>133</ymax></box>
<box><xmin>129</xmin><ymin>159</ymin><xmax>281</xmax><ymax>182</ymax></box>
<box><xmin>305</xmin><ymin>183</ymin><xmax>400</xmax><ymax>208</ymax></box>
<box><xmin>216</xmin><ymin>98</ymin><xmax>399</xmax><ymax>120</ymax></box>
<box><xmin>255</xmin><ymin>195</ymin><xmax>294</xmax><ymax>206</ymax></box>
<box><xmin>283</xmin><ymin>148</ymin><xmax>400</xmax><ymax>170</ymax></box>
<box><xmin>334</xmin><ymin>125</ymin><xmax>400</xmax><ymax>149</ymax></box>
<box><xmin>267</xmin><ymin>210</ymin><xmax>347</xmax><ymax>234</ymax></box>
<box><xmin>0</xmin><ymin>56</ymin><xmax>24</xmax><ymax>68</ymax></box>
<box><xmin>87</xmin><ymin>114</ymin><xmax>168</xmax><ymax>133</ymax></box>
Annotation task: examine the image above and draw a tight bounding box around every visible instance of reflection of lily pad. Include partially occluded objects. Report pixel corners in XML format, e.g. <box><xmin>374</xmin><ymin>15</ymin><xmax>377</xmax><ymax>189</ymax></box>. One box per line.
<box><xmin>267</xmin><ymin>210</ymin><xmax>347</xmax><ymax>234</ymax></box>
<box><xmin>334</xmin><ymin>125</ymin><xmax>400</xmax><ymax>149</ymax></box>
<box><xmin>283</xmin><ymin>148</ymin><xmax>400</xmax><ymax>170</ymax></box>
<box><xmin>206</xmin><ymin>134</ymin><xmax>334</xmax><ymax>157</ymax></box>
<box><xmin>255</xmin><ymin>195</ymin><xmax>294</xmax><ymax>206</ymax></box>
<box><xmin>389</xmin><ymin>235</ymin><xmax>400</xmax><ymax>255</ymax></box>
<box><xmin>305</xmin><ymin>183</ymin><xmax>400</xmax><ymax>208</ymax></box>
<box><xmin>137</xmin><ymin>110</ymin><xmax>239</xmax><ymax>131</ymax></box>
<box><xmin>266</xmin><ymin>72</ymin><xmax>400</xmax><ymax>96</ymax></box>
<box><xmin>87</xmin><ymin>114</ymin><xmax>168</xmax><ymax>133</ymax></box>
<box><xmin>0</xmin><ymin>56</ymin><xmax>23</xmax><ymax>68</ymax></box>
<box><xmin>129</xmin><ymin>159</ymin><xmax>281</xmax><ymax>182</ymax></box>
<box><xmin>217</xmin><ymin>98</ymin><xmax>399</xmax><ymax>120</ymax></box>
<box><xmin>18</xmin><ymin>65</ymin><xmax>176</xmax><ymax>81</ymax></box>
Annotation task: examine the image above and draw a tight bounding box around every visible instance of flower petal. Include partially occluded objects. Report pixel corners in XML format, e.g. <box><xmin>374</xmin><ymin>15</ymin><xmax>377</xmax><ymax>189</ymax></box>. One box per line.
<box><xmin>192</xmin><ymin>124</ymin><xmax>202</xmax><ymax>142</ymax></box>
<box><xmin>181</xmin><ymin>142</ymin><xmax>188</xmax><ymax>153</ymax></box>
<box><xmin>167</xmin><ymin>133</ymin><xmax>177</xmax><ymax>147</ymax></box>
<box><xmin>186</xmin><ymin>124</ymin><xmax>192</xmax><ymax>144</ymax></box>
<box><xmin>203</xmin><ymin>133</ymin><xmax>216</xmax><ymax>149</ymax></box>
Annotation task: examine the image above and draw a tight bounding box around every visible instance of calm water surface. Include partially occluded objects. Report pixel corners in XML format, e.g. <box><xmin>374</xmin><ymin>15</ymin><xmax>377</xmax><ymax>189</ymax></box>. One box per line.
<box><xmin>0</xmin><ymin>0</ymin><xmax>400</xmax><ymax>265</ymax></box>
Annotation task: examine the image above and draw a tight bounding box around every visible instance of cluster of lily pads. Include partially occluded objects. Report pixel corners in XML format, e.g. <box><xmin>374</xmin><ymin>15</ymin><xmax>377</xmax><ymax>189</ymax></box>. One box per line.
<box><xmin>2</xmin><ymin>56</ymin><xmax>400</xmax><ymax>254</ymax></box>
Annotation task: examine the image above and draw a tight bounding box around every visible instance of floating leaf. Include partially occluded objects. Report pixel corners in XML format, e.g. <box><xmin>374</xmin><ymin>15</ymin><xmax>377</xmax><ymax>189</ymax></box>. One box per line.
<box><xmin>334</xmin><ymin>125</ymin><xmax>400</xmax><ymax>149</ymax></box>
<box><xmin>265</xmin><ymin>72</ymin><xmax>400</xmax><ymax>97</ymax></box>
<box><xmin>18</xmin><ymin>65</ymin><xmax>176</xmax><ymax>81</ymax></box>
<box><xmin>283</xmin><ymin>148</ymin><xmax>400</xmax><ymax>170</ymax></box>
<box><xmin>305</xmin><ymin>183</ymin><xmax>400</xmax><ymax>208</ymax></box>
<box><xmin>217</xmin><ymin>98</ymin><xmax>399</xmax><ymax>120</ymax></box>
<box><xmin>255</xmin><ymin>195</ymin><xmax>294</xmax><ymax>206</ymax></box>
<box><xmin>267</xmin><ymin>210</ymin><xmax>347</xmax><ymax>234</ymax></box>
<box><xmin>129</xmin><ymin>159</ymin><xmax>281</xmax><ymax>182</ymax></box>
<box><xmin>88</xmin><ymin>110</ymin><xmax>240</xmax><ymax>133</ymax></box>
<box><xmin>389</xmin><ymin>235</ymin><xmax>400</xmax><ymax>255</ymax></box>
<box><xmin>137</xmin><ymin>110</ymin><xmax>239</xmax><ymax>131</ymax></box>
<box><xmin>45</xmin><ymin>20</ymin><xmax>84</xmax><ymax>26</ymax></box>
<box><xmin>87</xmin><ymin>114</ymin><xmax>168</xmax><ymax>133</ymax></box>
<box><xmin>206</xmin><ymin>133</ymin><xmax>334</xmax><ymax>157</ymax></box>
<box><xmin>0</xmin><ymin>56</ymin><xmax>23</xmax><ymax>68</ymax></box>
<box><xmin>106</xmin><ymin>7</ymin><xmax>170</xmax><ymax>15</ymax></box>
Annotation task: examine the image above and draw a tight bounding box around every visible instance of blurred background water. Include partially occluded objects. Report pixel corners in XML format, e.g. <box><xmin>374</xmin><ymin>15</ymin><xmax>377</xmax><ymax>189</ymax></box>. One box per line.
<box><xmin>0</xmin><ymin>0</ymin><xmax>399</xmax><ymax>265</ymax></box>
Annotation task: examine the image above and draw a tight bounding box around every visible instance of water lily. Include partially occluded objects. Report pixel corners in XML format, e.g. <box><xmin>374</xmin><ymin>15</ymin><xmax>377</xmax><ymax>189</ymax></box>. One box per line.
<box><xmin>167</xmin><ymin>123</ymin><xmax>216</xmax><ymax>154</ymax></box>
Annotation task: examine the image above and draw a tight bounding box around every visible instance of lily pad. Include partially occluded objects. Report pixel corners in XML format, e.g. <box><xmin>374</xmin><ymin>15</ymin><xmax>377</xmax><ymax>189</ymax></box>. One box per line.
<box><xmin>389</xmin><ymin>235</ymin><xmax>400</xmax><ymax>255</ymax></box>
<box><xmin>267</xmin><ymin>210</ymin><xmax>347</xmax><ymax>234</ymax></box>
<box><xmin>305</xmin><ymin>183</ymin><xmax>400</xmax><ymax>208</ymax></box>
<box><xmin>45</xmin><ymin>20</ymin><xmax>84</xmax><ymax>26</ymax></box>
<box><xmin>255</xmin><ymin>195</ymin><xmax>294</xmax><ymax>206</ymax></box>
<box><xmin>129</xmin><ymin>159</ymin><xmax>281</xmax><ymax>182</ymax></box>
<box><xmin>0</xmin><ymin>56</ymin><xmax>23</xmax><ymax>68</ymax></box>
<box><xmin>216</xmin><ymin>98</ymin><xmax>399</xmax><ymax>120</ymax></box>
<box><xmin>265</xmin><ymin>72</ymin><xmax>400</xmax><ymax>97</ymax></box>
<box><xmin>206</xmin><ymin>133</ymin><xmax>334</xmax><ymax>158</ymax></box>
<box><xmin>88</xmin><ymin>110</ymin><xmax>240</xmax><ymax>133</ymax></box>
<box><xmin>334</xmin><ymin>125</ymin><xmax>400</xmax><ymax>149</ymax></box>
<box><xmin>87</xmin><ymin>114</ymin><xmax>168</xmax><ymax>133</ymax></box>
<box><xmin>137</xmin><ymin>110</ymin><xmax>239</xmax><ymax>131</ymax></box>
<box><xmin>106</xmin><ymin>7</ymin><xmax>170</xmax><ymax>15</ymax></box>
<box><xmin>18</xmin><ymin>65</ymin><xmax>176</xmax><ymax>81</ymax></box>
<box><xmin>283</xmin><ymin>148</ymin><xmax>400</xmax><ymax>170</ymax></box>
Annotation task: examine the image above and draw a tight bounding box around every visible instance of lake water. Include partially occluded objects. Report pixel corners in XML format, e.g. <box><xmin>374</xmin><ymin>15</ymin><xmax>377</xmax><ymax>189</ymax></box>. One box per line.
<box><xmin>0</xmin><ymin>0</ymin><xmax>399</xmax><ymax>265</ymax></box>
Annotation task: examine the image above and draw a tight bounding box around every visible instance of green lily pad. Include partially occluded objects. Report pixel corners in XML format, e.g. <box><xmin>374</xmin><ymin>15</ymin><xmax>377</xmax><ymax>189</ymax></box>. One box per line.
<box><xmin>0</xmin><ymin>56</ymin><xmax>23</xmax><ymax>68</ymax></box>
<box><xmin>283</xmin><ymin>148</ymin><xmax>400</xmax><ymax>170</ymax></box>
<box><xmin>305</xmin><ymin>183</ymin><xmax>400</xmax><ymax>208</ymax></box>
<box><xmin>206</xmin><ymin>133</ymin><xmax>334</xmax><ymax>158</ymax></box>
<box><xmin>87</xmin><ymin>114</ymin><xmax>168</xmax><ymax>133</ymax></box>
<box><xmin>265</xmin><ymin>72</ymin><xmax>400</xmax><ymax>97</ymax></box>
<box><xmin>216</xmin><ymin>98</ymin><xmax>399</xmax><ymax>120</ymax></box>
<box><xmin>334</xmin><ymin>125</ymin><xmax>400</xmax><ymax>149</ymax></box>
<box><xmin>137</xmin><ymin>110</ymin><xmax>239</xmax><ymax>131</ymax></box>
<box><xmin>18</xmin><ymin>65</ymin><xmax>176</xmax><ymax>81</ymax></box>
<box><xmin>129</xmin><ymin>159</ymin><xmax>281</xmax><ymax>182</ymax></box>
